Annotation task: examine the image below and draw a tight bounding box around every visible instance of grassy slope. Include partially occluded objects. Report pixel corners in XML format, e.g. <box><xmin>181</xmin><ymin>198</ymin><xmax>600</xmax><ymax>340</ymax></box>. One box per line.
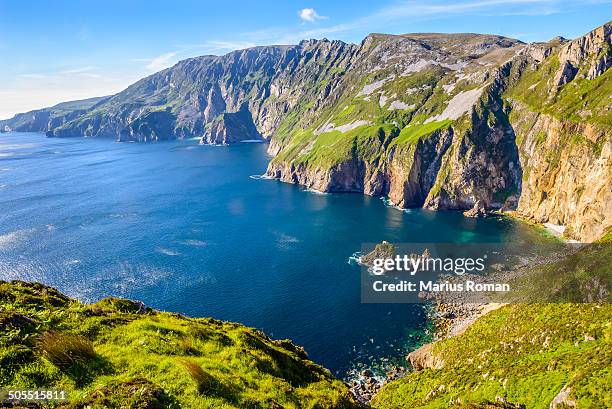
<box><xmin>0</xmin><ymin>282</ymin><xmax>358</xmax><ymax>409</ymax></box>
<box><xmin>372</xmin><ymin>240</ymin><xmax>612</xmax><ymax>409</ymax></box>
<box><xmin>270</xmin><ymin>67</ymin><xmax>455</xmax><ymax>170</ymax></box>
<box><xmin>505</xmin><ymin>53</ymin><xmax>612</xmax><ymax>128</ymax></box>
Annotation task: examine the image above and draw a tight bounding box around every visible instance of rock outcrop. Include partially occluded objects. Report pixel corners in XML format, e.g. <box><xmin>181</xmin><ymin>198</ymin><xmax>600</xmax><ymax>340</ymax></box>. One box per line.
<box><xmin>463</xmin><ymin>200</ymin><xmax>487</xmax><ymax>217</ymax></box>
<box><xmin>201</xmin><ymin>104</ymin><xmax>262</xmax><ymax>144</ymax></box>
<box><xmin>406</xmin><ymin>343</ymin><xmax>444</xmax><ymax>371</ymax></box>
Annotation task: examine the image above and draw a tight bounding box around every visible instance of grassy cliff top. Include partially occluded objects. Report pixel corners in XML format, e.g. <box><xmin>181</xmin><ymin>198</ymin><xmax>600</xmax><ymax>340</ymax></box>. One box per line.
<box><xmin>0</xmin><ymin>281</ymin><xmax>358</xmax><ymax>409</ymax></box>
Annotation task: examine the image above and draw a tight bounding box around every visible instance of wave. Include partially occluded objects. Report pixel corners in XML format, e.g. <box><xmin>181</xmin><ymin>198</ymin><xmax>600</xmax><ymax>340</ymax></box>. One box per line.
<box><xmin>347</xmin><ymin>251</ymin><xmax>363</xmax><ymax>265</ymax></box>
<box><xmin>276</xmin><ymin>232</ymin><xmax>300</xmax><ymax>245</ymax></box>
<box><xmin>304</xmin><ymin>188</ymin><xmax>329</xmax><ymax>195</ymax></box>
<box><xmin>249</xmin><ymin>174</ymin><xmax>275</xmax><ymax>180</ymax></box>
<box><xmin>380</xmin><ymin>197</ymin><xmax>411</xmax><ymax>213</ymax></box>
<box><xmin>155</xmin><ymin>247</ymin><xmax>182</xmax><ymax>256</ymax></box>
<box><xmin>240</xmin><ymin>139</ymin><xmax>264</xmax><ymax>143</ymax></box>
<box><xmin>178</xmin><ymin>239</ymin><xmax>207</xmax><ymax>247</ymax></box>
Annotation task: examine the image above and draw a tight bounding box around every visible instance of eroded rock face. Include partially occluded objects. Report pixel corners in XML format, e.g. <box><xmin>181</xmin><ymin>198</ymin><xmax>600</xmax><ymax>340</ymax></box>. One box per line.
<box><xmin>406</xmin><ymin>343</ymin><xmax>444</xmax><ymax>371</ymax></box>
<box><xmin>511</xmin><ymin>102</ymin><xmax>611</xmax><ymax>242</ymax></box>
<box><xmin>558</xmin><ymin>22</ymin><xmax>611</xmax><ymax>80</ymax></box>
<box><xmin>463</xmin><ymin>200</ymin><xmax>487</xmax><ymax>218</ymax></box>
<box><xmin>201</xmin><ymin>105</ymin><xmax>262</xmax><ymax>144</ymax></box>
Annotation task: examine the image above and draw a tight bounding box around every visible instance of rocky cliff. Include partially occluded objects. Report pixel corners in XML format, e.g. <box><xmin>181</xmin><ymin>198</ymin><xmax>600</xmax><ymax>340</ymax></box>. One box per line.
<box><xmin>2</xmin><ymin>23</ymin><xmax>610</xmax><ymax>241</ymax></box>
<box><xmin>505</xmin><ymin>23</ymin><xmax>611</xmax><ymax>242</ymax></box>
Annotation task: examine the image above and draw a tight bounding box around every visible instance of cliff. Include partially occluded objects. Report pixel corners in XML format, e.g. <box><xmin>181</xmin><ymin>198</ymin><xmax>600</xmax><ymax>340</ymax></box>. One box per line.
<box><xmin>201</xmin><ymin>104</ymin><xmax>263</xmax><ymax>144</ymax></box>
<box><xmin>3</xmin><ymin>23</ymin><xmax>610</xmax><ymax>241</ymax></box>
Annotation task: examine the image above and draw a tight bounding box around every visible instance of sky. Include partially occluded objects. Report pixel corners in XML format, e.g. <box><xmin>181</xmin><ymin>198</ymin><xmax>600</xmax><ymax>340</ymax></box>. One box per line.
<box><xmin>0</xmin><ymin>0</ymin><xmax>610</xmax><ymax>119</ymax></box>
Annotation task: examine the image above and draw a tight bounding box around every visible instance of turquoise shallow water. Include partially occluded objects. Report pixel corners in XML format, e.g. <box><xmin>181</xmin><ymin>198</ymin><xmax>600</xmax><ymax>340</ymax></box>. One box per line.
<box><xmin>0</xmin><ymin>132</ymin><xmax>546</xmax><ymax>378</ymax></box>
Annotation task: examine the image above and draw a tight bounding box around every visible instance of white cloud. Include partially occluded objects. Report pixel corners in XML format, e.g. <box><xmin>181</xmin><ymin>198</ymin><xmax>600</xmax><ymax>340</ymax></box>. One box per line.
<box><xmin>299</xmin><ymin>8</ymin><xmax>327</xmax><ymax>22</ymax></box>
<box><xmin>176</xmin><ymin>40</ymin><xmax>256</xmax><ymax>54</ymax></box>
<box><xmin>144</xmin><ymin>52</ymin><xmax>178</xmax><ymax>71</ymax></box>
<box><xmin>58</xmin><ymin>66</ymin><xmax>96</xmax><ymax>75</ymax></box>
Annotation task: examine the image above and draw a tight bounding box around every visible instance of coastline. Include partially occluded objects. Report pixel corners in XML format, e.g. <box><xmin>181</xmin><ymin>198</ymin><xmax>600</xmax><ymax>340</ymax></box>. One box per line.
<box><xmin>352</xmin><ymin>235</ymin><xmax>580</xmax><ymax>405</ymax></box>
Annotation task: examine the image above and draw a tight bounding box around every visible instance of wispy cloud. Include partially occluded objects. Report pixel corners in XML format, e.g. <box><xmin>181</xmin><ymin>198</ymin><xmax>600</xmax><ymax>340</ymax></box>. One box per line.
<box><xmin>142</xmin><ymin>52</ymin><xmax>178</xmax><ymax>71</ymax></box>
<box><xmin>298</xmin><ymin>8</ymin><xmax>328</xmax><ymax>23</ymax></box>
<box><xmin>18</xmin><ymin>66</ymin><xmax>100</xmax><ymax>80</ymax></box>
<box><xmin>58</xmin><ymin>66</ymin><xmax>96</xmax><ymax>75</ymax></box>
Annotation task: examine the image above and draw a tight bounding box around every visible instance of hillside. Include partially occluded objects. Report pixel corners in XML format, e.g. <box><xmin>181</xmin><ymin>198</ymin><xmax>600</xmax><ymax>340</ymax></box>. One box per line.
<box><xmin>0</xmin><ymin>96</ymin><xmax>109</xmax><ymax>133</ymax></box>
<box><xmin>0</xmin><ymin>281</ymin><xmax>358</xmax><ymax>408</ymax></box>
<box><xmin>372</xmin><ymin>238</ymin><xmax>612</xmax><ymax>409</ymax></box>
<box><xmin>1</xmin><ymin>23</ymin><xmax>610</xmax><ymax>241</ymax></box>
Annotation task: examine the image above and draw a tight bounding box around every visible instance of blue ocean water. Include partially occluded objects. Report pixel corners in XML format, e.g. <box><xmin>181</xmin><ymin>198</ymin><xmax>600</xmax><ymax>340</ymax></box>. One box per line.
<box><xmin>0</xmin><ymin>132</ymin><xmax>546</xmax><ymax>378</ymax></box>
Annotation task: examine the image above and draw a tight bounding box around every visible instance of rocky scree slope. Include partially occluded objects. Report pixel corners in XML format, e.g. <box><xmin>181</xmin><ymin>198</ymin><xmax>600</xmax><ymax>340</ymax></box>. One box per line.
<box><xmin>1</xmin><ymin>23</ymin><xmax>610</xmax><ymax>241</ymax></box>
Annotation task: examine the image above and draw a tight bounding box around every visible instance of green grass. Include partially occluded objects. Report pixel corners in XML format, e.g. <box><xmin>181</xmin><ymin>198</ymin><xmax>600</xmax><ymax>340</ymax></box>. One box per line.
<box><xmin>373</xmin><ymin>303</ymin><xmax>611</xmax><ymax>409</ymax></box>
<box><xmin>506</xmin><ymin>54</ymin><xmax>612</xmax><ymax>127</ymax></box>
<box><xmin>372</xmin><ymin>242</ymin><xmax>612</xmax><ymax>409</ymax></box>
<box><xmin>392</xmin><ymin>120</ymin><xmax>452</xmax><ymax>146</ymax></box>
<box><xmin>0</xmin><ymin>281</ymin><xmax>358</xmax><ymax>408</ymax></box>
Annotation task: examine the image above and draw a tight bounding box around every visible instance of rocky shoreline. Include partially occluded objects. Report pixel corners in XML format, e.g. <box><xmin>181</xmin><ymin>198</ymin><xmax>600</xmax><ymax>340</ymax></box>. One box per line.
<box><xmin>348</xmin><ymin>242</ymin><xmax>577</xmax><ymax>405</ymax></box>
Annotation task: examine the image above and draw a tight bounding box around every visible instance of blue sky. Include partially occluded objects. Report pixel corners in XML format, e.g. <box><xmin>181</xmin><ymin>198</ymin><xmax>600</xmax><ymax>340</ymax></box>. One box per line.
<box><xmin>0</xmin><ymin>0</ymin><xmax>610</xmax><ymax>119</ymax></box>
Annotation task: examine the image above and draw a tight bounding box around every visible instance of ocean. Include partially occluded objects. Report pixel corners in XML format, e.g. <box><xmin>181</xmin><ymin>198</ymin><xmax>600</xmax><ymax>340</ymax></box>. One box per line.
<box><xmin>0</xmin><ymin>132</ymin><xmax>548</xmax><ymax>378</ymax></box>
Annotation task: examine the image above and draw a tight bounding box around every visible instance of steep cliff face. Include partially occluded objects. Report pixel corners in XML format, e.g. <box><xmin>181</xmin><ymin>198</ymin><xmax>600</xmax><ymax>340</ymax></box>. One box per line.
<box><xmin>385</xmin><ymin>127</ymin><xmax>453</xmax><ymax>207</ymax></box>
<box><xmin>265</xmin><ymin>32</ymin><xmax>526</xmax><ymax>213</ymax></box>
<box><xmin>265</xmin><ymin>23</ymin><xmax>611</xmax><ymax>241</ymax></box>
<box><xmin>423</xmin><ymin>65</ymin><xmax>522</xmax><ymax>211</ymax></box>
<box><xmin>4</xmin><ymin>23</ymin><xmax>611</xmax><ymax>240</ymax></box>
<box><xmin>503</xmin><ymin>23</ymin><xmax>612</xmax><ymax>242</ymax></box>
<box><xmin>43</xmin><ymin>40</ymin><xmax>358</xmax><ymax>142</ymax></box>
<box><xmin>201</xmin><ymin>104</ymin><xmax>262</xmax><ymax>144</ymax></box>
<box><xmin>511</xmin><ymin>104</ymin><xmax>610</xmax><ymax>242</ymax></box>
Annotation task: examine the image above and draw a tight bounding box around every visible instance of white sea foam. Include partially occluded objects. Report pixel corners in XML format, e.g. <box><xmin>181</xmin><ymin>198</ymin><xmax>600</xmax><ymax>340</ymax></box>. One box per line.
<box><xmin>179</xmin><ymin>239</ymin><xmax>207</xmax><ymax>247</ymax></box>
<box><xmin>155</xmin><ymin>247</ymin><xmax>182</xmax><ymax>256</ymax></box>
<box><xmin>275</xmin><ymin>232</ymin><xmax>300</xmax><ymax>249</ymax></box>
<box><xmin>249</xmin><ymin>174</ymin><xmax>275</xmax><ymax>180</ymax></box>
<box><xmin>240</xmin><ymin>139</ymin><xmax>264</xmax><ymax>143</ymax></box>
<box><xmin>304</xmin><ymin>188</ymin><xmax>329</xmax><ymax>195</ymax></box>
<box><xmin>347</xmin><ymin>251</ymin><xmax>363</xmax><ymax>265</ymax></box>
<box><xmin>380</xmin><ymin>197</ymin><xmax>412</xmax><ymax>213</ymax></box>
